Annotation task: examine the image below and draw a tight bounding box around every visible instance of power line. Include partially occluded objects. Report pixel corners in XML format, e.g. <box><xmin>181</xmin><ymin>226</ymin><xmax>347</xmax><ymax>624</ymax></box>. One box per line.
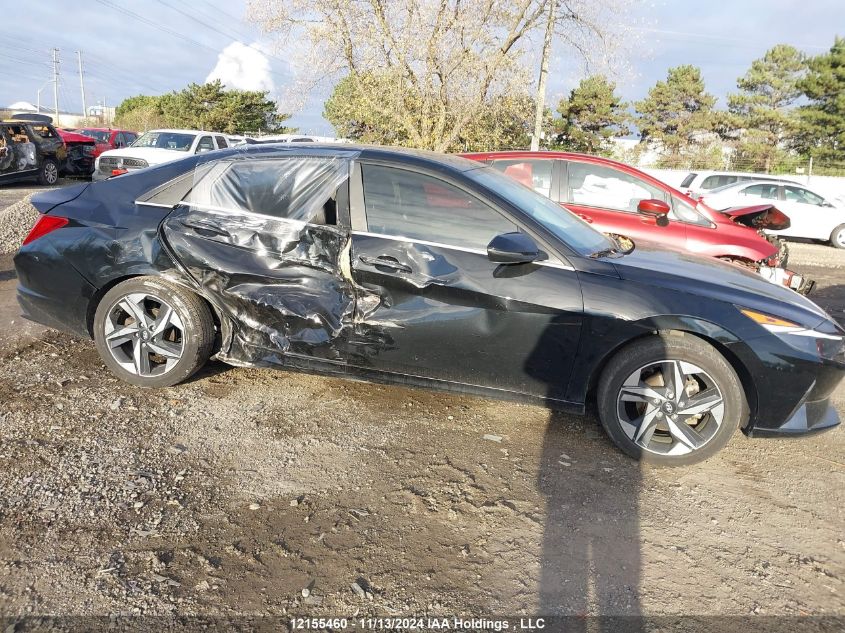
<box><xmin>630</xmin><ymin>26</ymin><xmax>830</xmax><ymax>52</ymax></box>
<box><xmin>92</xmin><ymin>0</ymin><xmax>221</xmax><ymax>55</ymax></box>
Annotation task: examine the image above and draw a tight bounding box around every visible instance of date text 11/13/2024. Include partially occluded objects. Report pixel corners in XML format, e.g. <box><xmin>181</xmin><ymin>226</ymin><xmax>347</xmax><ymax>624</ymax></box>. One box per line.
<box><xmin>289</xmin><ymin>617</ymin><xmax>547</xmax><ymax>630</ymax></box>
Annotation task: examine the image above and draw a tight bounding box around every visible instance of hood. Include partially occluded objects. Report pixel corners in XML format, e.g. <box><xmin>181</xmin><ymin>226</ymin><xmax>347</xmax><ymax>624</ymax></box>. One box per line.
<box><xmin>721</xmin><ymin>204</ymin><xmax>791</xmax><ymax>230</ymax></box>
<box><xmin>57</xmin><ymin>130</ymin><xmax>96</xmax><ymax>145</ymax></box>
<box><xmin>98</xmin><ymin>147</ymin><xmax>190</xmax><ymax>165</ymax></box>
<box><xmin>610</xmin><ymin>240</ymin><xmax>831</xmax><ymax>328</ymax></box>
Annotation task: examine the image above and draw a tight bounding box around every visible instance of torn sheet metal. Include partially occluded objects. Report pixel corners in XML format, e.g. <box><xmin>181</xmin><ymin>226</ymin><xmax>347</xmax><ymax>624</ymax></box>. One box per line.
<box><xmin>721</xmin><ymin>204</ymin><xmax>791</xmax><ymax>231</ymax></box>
<box><xmin>160</xmin><ymin>150</ymin><xmax>387</xmax><ymax>367</ymax></box>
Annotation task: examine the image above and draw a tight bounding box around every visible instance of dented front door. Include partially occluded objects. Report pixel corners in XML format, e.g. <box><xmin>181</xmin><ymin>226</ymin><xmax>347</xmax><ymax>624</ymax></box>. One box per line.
<box><xmin>348</xmin><ymin>163</ymin><xmax>584</xmax><ymax>402</ymax></box>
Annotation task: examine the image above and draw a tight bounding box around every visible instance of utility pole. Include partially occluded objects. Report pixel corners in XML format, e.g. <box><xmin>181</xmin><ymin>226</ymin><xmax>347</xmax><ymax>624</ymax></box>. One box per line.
<box><xmin>76</xmin><ymin>50</ymin><xmax>87</xmax><ymax>120</ymax></box>
<box><xmin>531</xmin><ymin>0</ymin><xmax>557</xmax><ymax>151</ymax></box>
<box><xmin>51</xmin><ymin>48</ymin><xmax>60</xmax><ymax>125</ymax></box>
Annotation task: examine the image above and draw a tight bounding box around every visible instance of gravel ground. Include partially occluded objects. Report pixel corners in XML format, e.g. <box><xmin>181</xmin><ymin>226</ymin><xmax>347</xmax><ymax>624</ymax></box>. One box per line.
<box><xmin>0</xmin><ymin>186</ymin><xmax>843</xmax><ymax>624</ymax></box>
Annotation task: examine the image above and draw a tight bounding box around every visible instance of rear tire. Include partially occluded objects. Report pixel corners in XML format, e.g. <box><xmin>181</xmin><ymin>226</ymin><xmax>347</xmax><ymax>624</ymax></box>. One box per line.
<box><xmin>830</xmin><ymin>224</ymin><xmax>845</xmax><ymax>249</ymax></box>
<box><xmin>596</xmin><ymin>333</ymin><xmax>745</xmax><ymax>466</ymax></box>
<box><xmin>37</xmin><ymin>158</ymin><xmax>59</xmax><ymax>185</ymax></box>
<box><xmin>93</xmin><ymin>276</ymin><xmax>214</xmax><ymax>388</ymax></box>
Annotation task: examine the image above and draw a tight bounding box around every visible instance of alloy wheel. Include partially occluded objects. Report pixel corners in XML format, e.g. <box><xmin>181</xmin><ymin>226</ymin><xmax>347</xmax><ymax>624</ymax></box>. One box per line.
<box><xmin>835</xmin><ymin>229</ymin><xmax>845</xmax><ymax>248</ymax></box>
<box><xmin>103</xmin><ymin>292</ymin><xmax>184</xmax><ymax>377</ymax></box>
<box><xmin>44</xmin><ymin>161</ymin><xmax>58</xmax><ymax>184</ymax></box>
<box><xmin>616</xmin><ymin>360</ymin><xmax>725</xmax><ymax>456</ymax></box>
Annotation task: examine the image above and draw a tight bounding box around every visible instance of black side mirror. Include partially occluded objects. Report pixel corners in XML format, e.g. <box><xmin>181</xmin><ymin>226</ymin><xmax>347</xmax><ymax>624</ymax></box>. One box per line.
<box><xmin>487</xmin><ymin>232</ymin><xmax>540</xmax><ymax>264</ymax></box>
<box><xmin>637</xmin><ymin>198</ymin><xmax>671</xmax><ymax>227</ymax></box>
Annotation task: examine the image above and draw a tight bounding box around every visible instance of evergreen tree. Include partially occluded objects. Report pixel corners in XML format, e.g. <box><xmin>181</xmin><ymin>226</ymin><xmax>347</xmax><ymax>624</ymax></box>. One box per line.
<box><xmin>552</xmin><ymin>75</ymin><xmax>630</xmax><ymax>155</ymax></box>
<box><xmin>727</xmin><ymin>44</ymin><xmax>806</xmax><ymax>171</ymax></box>
<box><xmin>796</xmin><ymin>36</ymin><xmax>845</xmax><ymax>163</ymax></box>
<box><xmin>635</xmin><ymin>65</ymin><xmax>717</xmax><ymax>167</ymax></box>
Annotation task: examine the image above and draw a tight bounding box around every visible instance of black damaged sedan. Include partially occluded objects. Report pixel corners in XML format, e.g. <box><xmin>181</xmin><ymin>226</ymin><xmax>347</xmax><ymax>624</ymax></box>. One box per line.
<box><xmin>14</xmin><ymin>145</ymin><xmax>845</xmax><ymax>465</ymax></box>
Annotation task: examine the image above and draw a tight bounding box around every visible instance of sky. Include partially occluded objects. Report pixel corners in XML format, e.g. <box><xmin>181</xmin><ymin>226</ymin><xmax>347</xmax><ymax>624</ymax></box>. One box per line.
<box><xmin>1</xmin><ymin>0</ymin><xmax>843</xmax><ymax>136</ymax></box>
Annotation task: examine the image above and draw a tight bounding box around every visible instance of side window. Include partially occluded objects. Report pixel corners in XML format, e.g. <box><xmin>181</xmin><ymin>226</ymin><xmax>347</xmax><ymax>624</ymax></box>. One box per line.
<box><xmin>196</xmin><ymin>136</ymin><xmax>215</xmax><ymax>153</ymax></box>
<box><xmin>565</xmin><ymin>162</ymin><xmax>667</xmax><ymax>213</ymax></box>
<box><xmin>8</xmin><ymin>125</ymin><xmax>29</xmax><ymax>143</ymax></box>
<box><xmin>114</xmin><ymin>133</ymin><xmax>126</xmax><ymax>148</ymax></box>
<box><xmin>701</xmin><ymin>175</ymin><xmax>737</xmax><ymax>190</ymax></box>
<box><xmin>361</xmin><ymin>165</ymin><xmax>517</xmax><ymax>250</ymax></box>
<box><xmin>785</xmin><ymin>186</ymin><xmax>824</xmax><ymax>206</ymax></box>
<box><xmin>124</xmin><ymin>132</ymin><xmax>137</xmax><ymax>145</ymax></box>
<box><xmin>215</xmin><ymin>135</ymin><xmax>228</xmax><ymax>149</ymax></box>
<box><xmin>29</xmin><ymin>124</ymin><xmax>58</xmax><ymax>139</ymax></box>
<box><xmin>490</xmin><ymin>159</ymin><xmax>553</xmax><ymax>197</ymax></box>
<box><xmin>187</xmin><ymin>157</ymin><xmax>348</xmax><ymax>223</ymax></box>
<box><xmin>742</xmin><ymin>184</ymin><xmax>778</xmax><ymax>200</ymax></box>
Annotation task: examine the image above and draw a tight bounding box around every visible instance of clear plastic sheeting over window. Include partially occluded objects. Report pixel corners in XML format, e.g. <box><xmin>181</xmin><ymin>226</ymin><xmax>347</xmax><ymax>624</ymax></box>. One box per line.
<box><xmin>187</xmin><ymin>155</ymin><xmax>352</xmax><ymax>224</ymax></box>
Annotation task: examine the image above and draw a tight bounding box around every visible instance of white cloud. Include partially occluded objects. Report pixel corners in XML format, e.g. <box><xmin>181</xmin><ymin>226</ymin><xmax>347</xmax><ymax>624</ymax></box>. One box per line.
<box><xmin>205</xmin><ymin>41</ymin><xmax>275</xmax><ymax>93</ymax></box>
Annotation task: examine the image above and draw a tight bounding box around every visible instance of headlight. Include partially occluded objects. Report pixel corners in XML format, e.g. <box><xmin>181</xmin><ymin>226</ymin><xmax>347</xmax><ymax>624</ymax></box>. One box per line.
<box><xmin>740</xmin><ymin>307</ymin><xmax>845</xmax><ymax>362</ymax></box>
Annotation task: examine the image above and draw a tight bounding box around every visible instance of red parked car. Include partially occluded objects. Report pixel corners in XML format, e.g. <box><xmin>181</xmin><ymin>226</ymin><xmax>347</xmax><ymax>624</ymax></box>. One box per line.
<box><xmin>462</xmin><ymin>151</ymin><xmax>811</xmax><ymax>293</ymax></box>
<box><xmin>77</xmin><ymin>128</ymin><xmax>138</xmax><ymax>159</ymax></box>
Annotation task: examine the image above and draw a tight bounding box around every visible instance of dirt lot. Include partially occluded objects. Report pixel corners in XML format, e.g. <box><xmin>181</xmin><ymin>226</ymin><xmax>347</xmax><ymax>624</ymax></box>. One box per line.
<box><xmin>0</xmin><ymin>186</ymin><xmax>843</xmax><ymax>626</ymax></box>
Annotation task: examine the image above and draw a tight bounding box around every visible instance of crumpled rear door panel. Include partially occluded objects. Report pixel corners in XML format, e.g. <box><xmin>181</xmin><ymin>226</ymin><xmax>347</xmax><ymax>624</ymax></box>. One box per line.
<box><xmin>161</xmin><ymin>204</ymin><xmax>358</xmax><ymax>365</ymax></box>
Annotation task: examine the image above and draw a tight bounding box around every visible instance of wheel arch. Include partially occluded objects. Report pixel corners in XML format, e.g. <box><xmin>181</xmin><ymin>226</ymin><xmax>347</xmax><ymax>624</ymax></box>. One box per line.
<box><xmin>583</xmin><ymin>321</ymin><xmax>758</xmax><ymax>429</ymax></box>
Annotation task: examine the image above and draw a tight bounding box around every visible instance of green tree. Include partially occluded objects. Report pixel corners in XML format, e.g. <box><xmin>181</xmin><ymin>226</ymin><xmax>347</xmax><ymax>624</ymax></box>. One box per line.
<box><xmin>635</xmin><ymin>65</ymin><xmax>717</xmax><ymax>167</ymax></box>
<box><xmin>727</xmin><ymin>44</ymin><xmax>806</xmax><ymax>171</ymax></box>
<box><xmin>795</xmin><ymin>36</ymin><xmax>845</xmax><ymax>163</ymax></box>
<box><xmin>552</xmin><ymin>75</ymin><xmax>629</xmax><ymax>155</ymax></box>
<box><xmin>324</xmin><ymin>72</ymin><xmax>537</xmax><ymax>151</ymax></box>
<box><xmin>114</xmin><ymin>81</ymin><xmax>292</xmax><ymax>134</ymax></box>
<box><xmin>324</xmin><ymin>72</ymin><xmax>421</xmax><ymax>146</ymax></box>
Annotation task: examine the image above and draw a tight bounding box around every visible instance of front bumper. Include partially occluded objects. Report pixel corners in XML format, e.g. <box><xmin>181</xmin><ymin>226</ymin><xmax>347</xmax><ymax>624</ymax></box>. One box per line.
<box><xmin>746</xmin><ymin>398</ymin><xmax>840</xmax><ymax>437</ymax></box>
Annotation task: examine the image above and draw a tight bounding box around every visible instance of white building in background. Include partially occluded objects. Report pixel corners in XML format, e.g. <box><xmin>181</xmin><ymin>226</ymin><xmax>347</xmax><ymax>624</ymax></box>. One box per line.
<box><xmin>4</xmin><ymin>100</ymin><xmax>114</xmax><ymax>128</ymax></box>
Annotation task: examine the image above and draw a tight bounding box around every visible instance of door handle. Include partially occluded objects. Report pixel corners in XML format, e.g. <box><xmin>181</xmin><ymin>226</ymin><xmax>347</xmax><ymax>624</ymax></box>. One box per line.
<box><xmin>577</xmin><ymin>213</ymin><xmax>594</xmax><ymax>224</ymax></box>
<box><xmin>358</xmin><ymin>254</ymin><xmax>412</xmax><ymax>273</ymax></box>
<box><xmin>179</xmin><ymin>219</ymin><xmax>229</xmax><ymax>237</ymax></box>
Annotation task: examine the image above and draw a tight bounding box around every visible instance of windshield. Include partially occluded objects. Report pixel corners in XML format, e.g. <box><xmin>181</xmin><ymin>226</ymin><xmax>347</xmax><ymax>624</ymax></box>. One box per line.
<box><xmin>131</xmin><ymin>131</ymin><xmax>196</xmax><ymax>151</ymax></box>
<box><xmin>79</xmin><ymin>130</ymin><xmax>110</xmax><ymax>143</ymax></box>
<box><xmin>467</xmin><ymin>167</ymin><xmax>615</xmax><ymax>256</ymax></box>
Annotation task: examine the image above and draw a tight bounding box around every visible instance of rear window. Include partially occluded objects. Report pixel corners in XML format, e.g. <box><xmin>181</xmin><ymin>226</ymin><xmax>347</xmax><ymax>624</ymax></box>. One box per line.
<box><xmin>680</xmin><ymin>173</ymin><xmax>697</xmax><ymax>188</ymax></box>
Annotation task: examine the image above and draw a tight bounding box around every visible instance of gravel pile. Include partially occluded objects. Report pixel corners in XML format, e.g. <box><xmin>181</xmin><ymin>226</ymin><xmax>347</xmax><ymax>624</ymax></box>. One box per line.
<box><xmin>0</xmin><ymin>194</ymin><xmax>38</xmax><ymax>254</ymax></box>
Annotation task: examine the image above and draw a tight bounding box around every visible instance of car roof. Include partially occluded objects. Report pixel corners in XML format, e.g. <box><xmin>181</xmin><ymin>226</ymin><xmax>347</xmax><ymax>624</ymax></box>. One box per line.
<box><xmin>209</xmin><ymin>143</ymin><xmax>485</xmax><ymax>173</ymax></box>
<box><xmin>709</xmin><ymin>179</ymin><xmax>812</xmax><ymax>192</ymax></box>
<box><xmin>691</xmin><ymin>170</ymin><xmax>796</xmax><ymax>179</ymax></box>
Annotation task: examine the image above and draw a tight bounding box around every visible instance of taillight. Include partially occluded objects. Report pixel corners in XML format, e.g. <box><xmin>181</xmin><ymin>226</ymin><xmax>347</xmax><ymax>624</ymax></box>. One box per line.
<box><xmin>22</xmin><ymin>215</ymin><xmax>69</xmax><ymax>246</ymax></box>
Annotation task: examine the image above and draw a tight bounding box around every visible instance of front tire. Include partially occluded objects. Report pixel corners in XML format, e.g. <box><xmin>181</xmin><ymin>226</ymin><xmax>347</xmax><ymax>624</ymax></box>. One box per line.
<box><xmin>596</xmin><ymin>334</ymin><xmax>745</xmax><ymax>466</ymax></box>
<box><xmin>37</xmin><ymin>158</ymin><xmax>59</xmax><ymax>185</ymax></box>
<box><xmin>93</xmin><ymin>277</ymin><xmax>214</xmax><ymax>388</ymax></box>
<box><xmin>830</xmin><ymin>224</ymin><xmax>845</xmax><ymax>249</ymax></box>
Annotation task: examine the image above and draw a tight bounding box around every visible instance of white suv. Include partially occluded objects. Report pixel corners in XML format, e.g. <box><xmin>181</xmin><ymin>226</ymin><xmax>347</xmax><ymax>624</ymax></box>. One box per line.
<box><xmin>680</xmin><ymin>170</ymin><xmax>798</xmax><ymax>197</ymax></box>
<box><xmin>93</xmin><ymin>129</ymin><xmax>229</xmax><ymax>180</ymax></box>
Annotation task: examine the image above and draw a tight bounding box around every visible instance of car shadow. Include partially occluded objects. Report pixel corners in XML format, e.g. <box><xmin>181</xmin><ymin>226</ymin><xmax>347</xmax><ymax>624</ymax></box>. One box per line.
<box><xmin>529</xmin><ymin>321</ymin><xmax>646</xmax><ymax>629</ymax></box>
<box><xmin>182</xmin><ymin>358</ymin><xmax>235</xmax><ymax>384</ymax></box>
<box><xmin>536</xmin><ymin>408</ymin><xmax>643</xmax><ymax>629</ymax></box>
